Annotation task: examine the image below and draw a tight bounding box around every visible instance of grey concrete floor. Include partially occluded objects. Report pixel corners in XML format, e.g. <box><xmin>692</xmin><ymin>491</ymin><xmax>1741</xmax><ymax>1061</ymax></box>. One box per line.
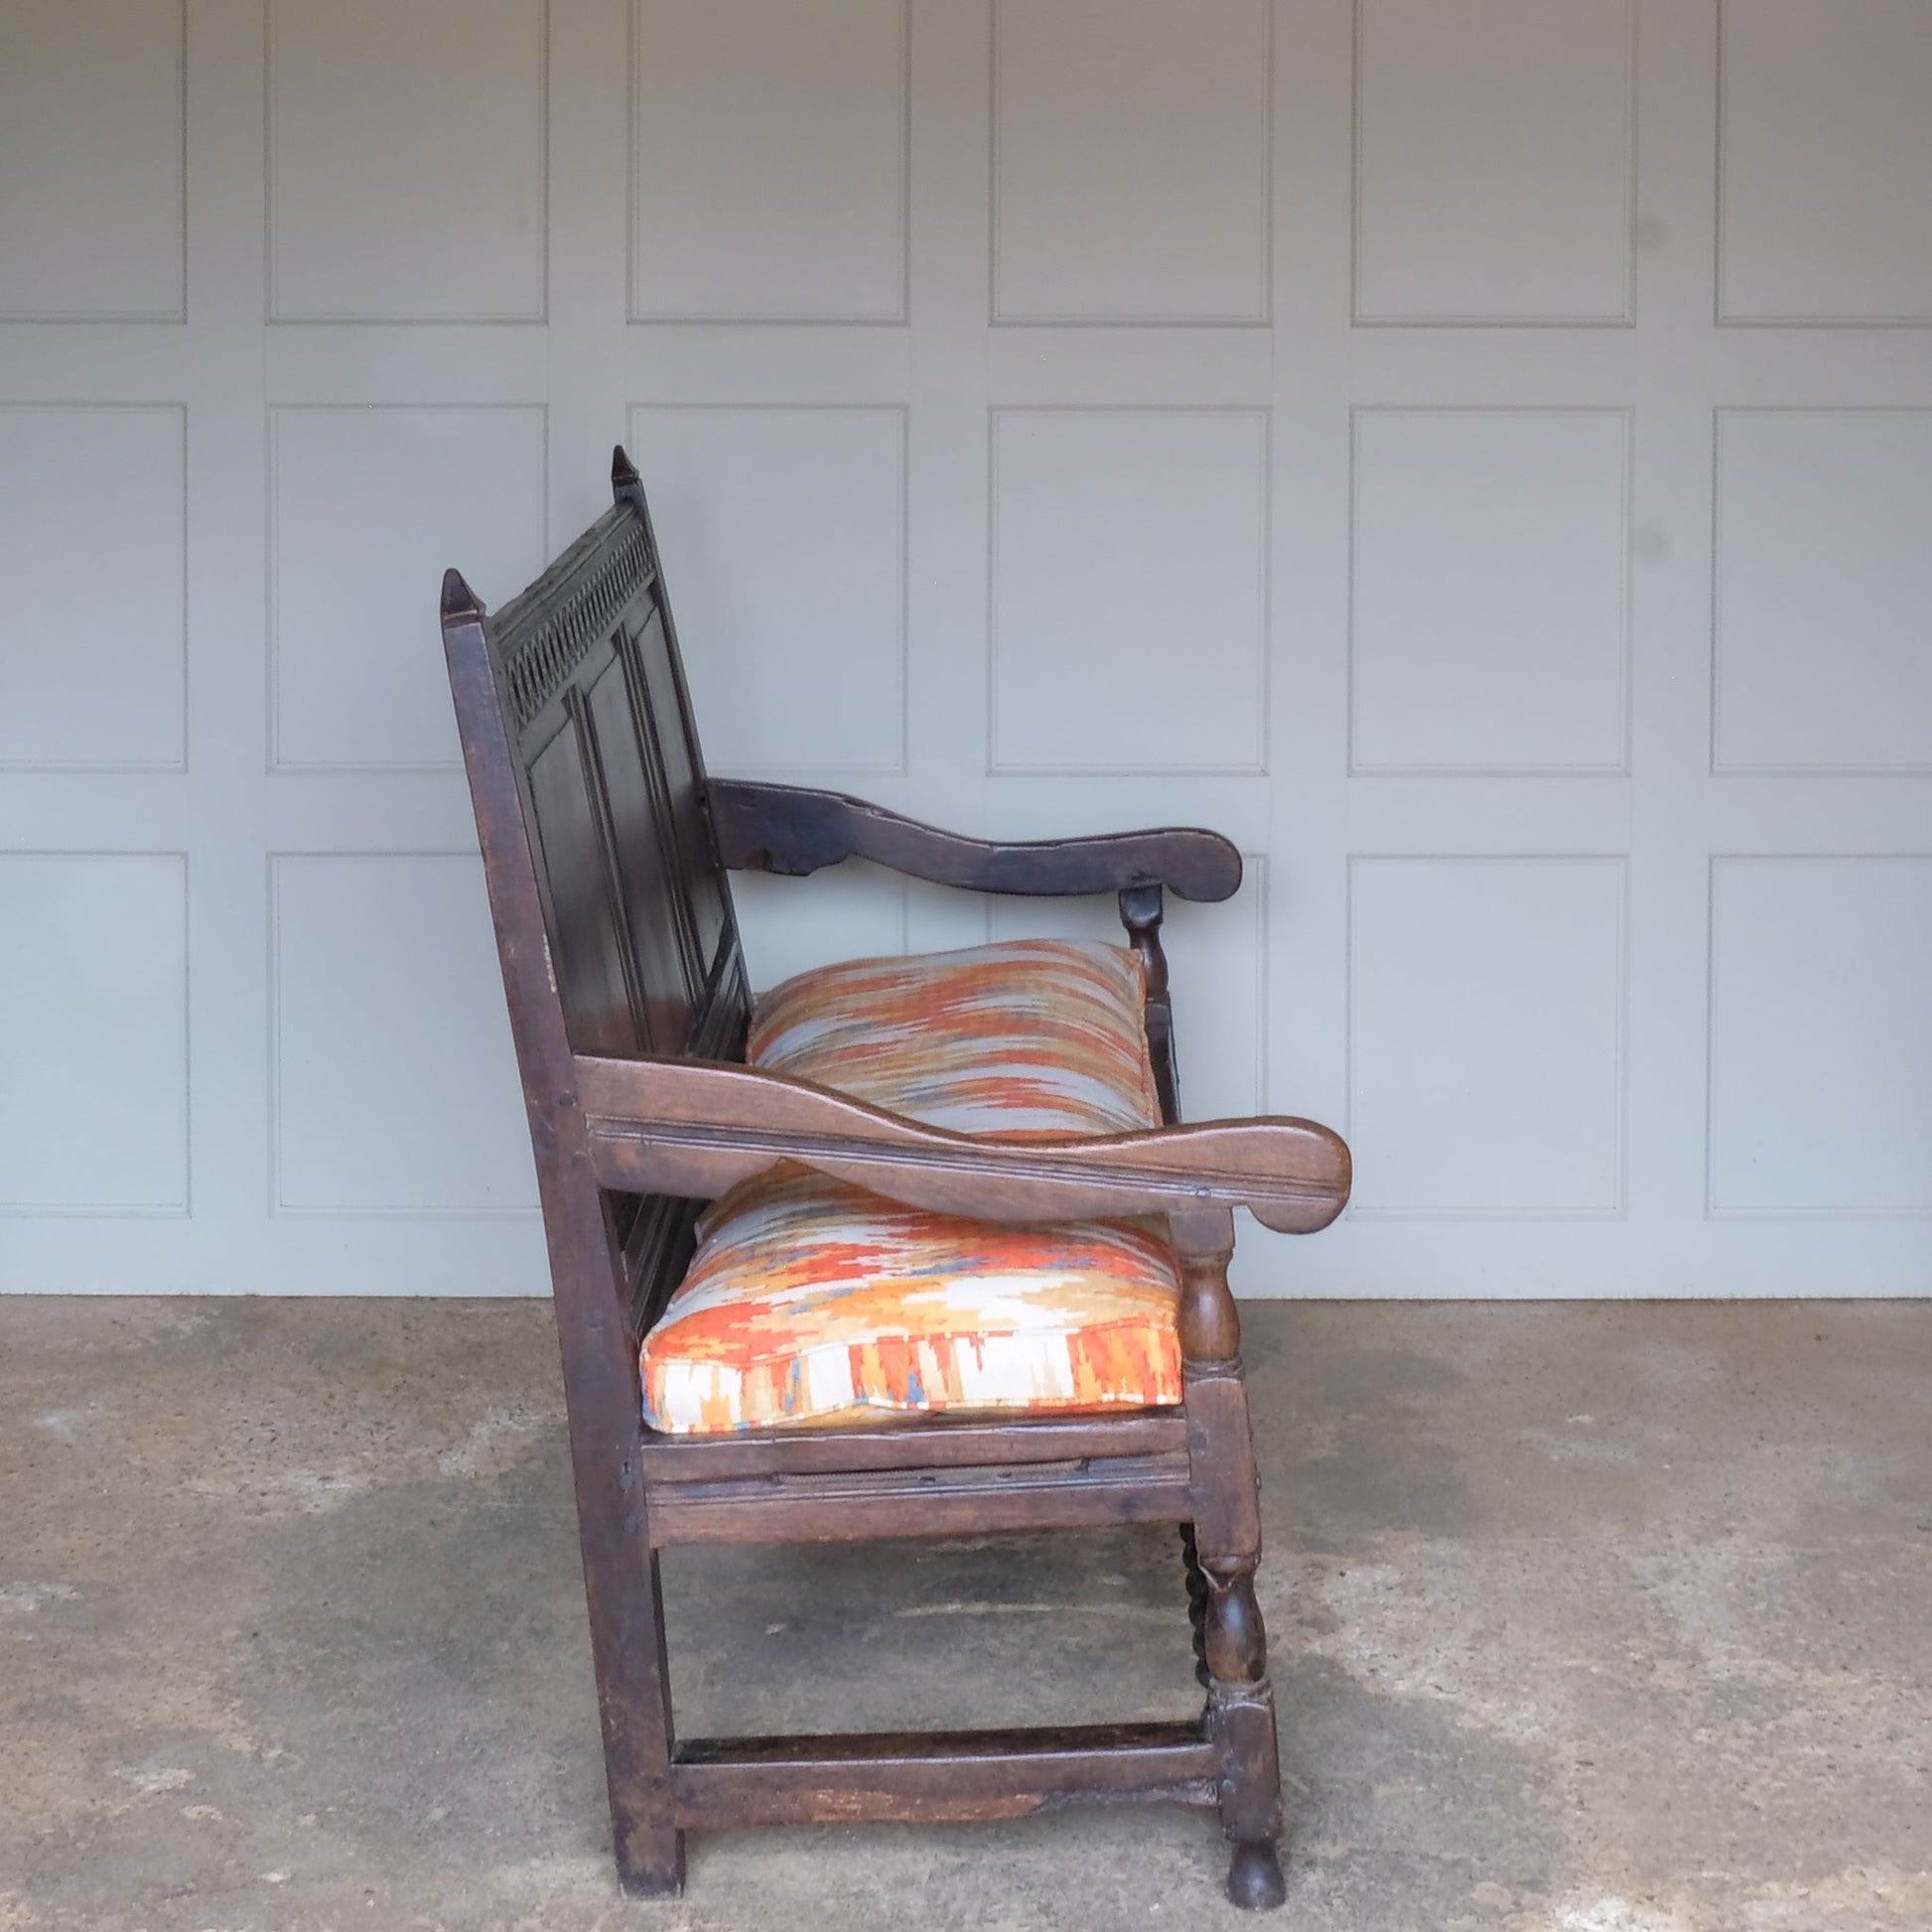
<box><xmin>2</xmin><ymin>1300</ymin><xmax>1928</xmax><ymax>1932</ymax></box>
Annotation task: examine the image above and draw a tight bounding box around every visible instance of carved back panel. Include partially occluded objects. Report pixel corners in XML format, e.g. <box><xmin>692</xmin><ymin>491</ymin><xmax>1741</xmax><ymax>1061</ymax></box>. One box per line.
<box><xmin>486</xmin><ymin>462</ymin><xmax>749</xmax><ymax>1066</ymax></box>
<box><xmin>443</xmin><ymin>451</ymin><xmax>751</xmax><ymax>1337</ymax></box>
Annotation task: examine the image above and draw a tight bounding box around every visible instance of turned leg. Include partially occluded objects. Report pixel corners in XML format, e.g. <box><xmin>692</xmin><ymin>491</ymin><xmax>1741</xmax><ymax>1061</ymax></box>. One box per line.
<box><xmin>1201</xmin><ymin>1554</ymin><xmax>1286</xmax><ymax>1910</ymax></box>
<box><xmin>1170</xmin><ymin>1206</ymin><xmax>1287</xmax><ymax>1911</ymax></box>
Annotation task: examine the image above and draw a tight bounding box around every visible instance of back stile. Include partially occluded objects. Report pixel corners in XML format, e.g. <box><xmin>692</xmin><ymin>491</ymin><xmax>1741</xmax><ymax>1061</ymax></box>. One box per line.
<box><xmin>440</xmin><ymin>560</ymin><xmax>684</xmax><ymax>1893</ymax></box>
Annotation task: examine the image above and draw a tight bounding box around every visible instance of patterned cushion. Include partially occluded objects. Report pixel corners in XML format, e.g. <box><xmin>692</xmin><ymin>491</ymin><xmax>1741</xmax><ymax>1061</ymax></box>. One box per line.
<box><xmin>748</xmin><ymin>939</ymin><xmax>1163</xmax><ymax>1138</ymax></box>
<box><xmin>638</xmin><ymin>939</ymin><xmax>1182</xmax><ymax>1435</ymax></box>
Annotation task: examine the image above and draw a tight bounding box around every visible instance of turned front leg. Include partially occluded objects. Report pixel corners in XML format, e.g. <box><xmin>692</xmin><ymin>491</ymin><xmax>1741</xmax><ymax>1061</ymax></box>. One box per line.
<box><xmin>1171</xmin><ymin>1207</ymin><xmax>1287</xmax><ymax>1911</ymax></box>
<box><xmin>1201</xmin><ymin>1553</ymin><xmax>1285</xmax><ymax>1908</ymax></box>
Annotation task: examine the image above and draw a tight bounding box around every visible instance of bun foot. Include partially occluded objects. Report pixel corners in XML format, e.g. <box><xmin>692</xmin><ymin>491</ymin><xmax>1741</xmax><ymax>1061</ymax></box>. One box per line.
<box><xmin>1225</xmin><ymin>1840</ymin><xmax>1287</xmax><ymax>1911</ymax></box>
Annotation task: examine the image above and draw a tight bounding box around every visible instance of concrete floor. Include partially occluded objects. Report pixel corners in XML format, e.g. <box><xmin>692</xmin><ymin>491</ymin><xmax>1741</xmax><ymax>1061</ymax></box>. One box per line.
<box><xmin>2</xmin><ymin>1300</ymin><xmax>1928</xmax><ymax>1932</ymax></box>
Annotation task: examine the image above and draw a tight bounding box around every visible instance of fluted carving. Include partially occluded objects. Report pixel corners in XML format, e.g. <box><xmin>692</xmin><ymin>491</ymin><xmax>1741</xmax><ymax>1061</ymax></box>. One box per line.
<box><xmin>501</xmin><ymin>523</ymin><xmax>654</xmax><ymax>734</ymax></box>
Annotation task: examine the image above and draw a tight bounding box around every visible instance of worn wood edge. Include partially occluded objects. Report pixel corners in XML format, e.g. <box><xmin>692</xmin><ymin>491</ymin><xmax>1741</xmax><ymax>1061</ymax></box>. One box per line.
<box><xmin>669</xmin><ymin>1723</ymin><xmax>1218</xmax><ymax>1829</ymax></box>
<box><xmin>635</xmin><ymin>1408</ymin><xmax>1188</xmax><ymax>1479</ymax></box>
<box><xmin>485</xmin><ymin>501</ymin><xmax>649</xmax><ymax>656</ymax></box>
<box><xmin>708</xmin><ymin>776</ymin><xmax>1243</xmax><ymax>902</ymax></box>
<box><xmin>574</xmin><ymin>1055</ymin><xmax>1350</xmax><ymax>1233</ymax></box>
<box><xmin>646</xmin><ymin>1458</ymin><xmax>1195</xmax><ymax>1547</ymax></box>
<box><xmin>652</xmin><ymin>1449</ymin><xmax>1190</xmax><ymax>1504</ymax></box>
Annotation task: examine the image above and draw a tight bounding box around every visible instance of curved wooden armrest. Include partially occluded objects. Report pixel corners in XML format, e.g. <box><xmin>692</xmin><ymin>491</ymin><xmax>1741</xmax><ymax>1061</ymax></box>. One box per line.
<box><xmin>572</xmin><ymin>1054</ymin><xmax>1349</xmax><ymax>1234</ymax></box>
<box><xmin>706</xmin><ymin>778</ymin><xmax>1242</xmax><ymax>903</ymax></box>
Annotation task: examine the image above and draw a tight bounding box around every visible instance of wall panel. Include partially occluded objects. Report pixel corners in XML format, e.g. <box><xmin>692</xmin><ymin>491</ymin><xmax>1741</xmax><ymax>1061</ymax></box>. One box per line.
<box><xmin>1714</xmin><ymin>410</ymin><xmax>1932</xmax><ymax>772</ymax></box>
<box><xmin>1719</xmin><ymin>0</ymin><xmax>1932</xmax><ymax>325</ymax></box>
<box><xmin>1354</xmin><ymin>0</ymin><xmax>1634</xmax><ymax>323</ymax></box>
<box><xmin>992</xmin><ymin>0</ymin><xmax>1270</xmax><ymax>323</ymax></box>
<box><xmin>0</xmin><ymin>854</ymin><xmax>189</xmax><ymax>1212</ymax></box>
<box><xmin>1347</xmin><ymin>858</ymin><xmax>1625</xmax><ymax>1216</ymax></box>
<box><xmin>270</xmin><ymin>406</ymin><xmax>549</xmax><ymax>770</ymax></box>
<box><xmin>1709</xmin><ymin>858</ymin><xmax>1932</xmax><ymax>1214</ymax></box>
<box><xmin>989</xmin><ymin>408</ymin><xmax>1268</xmax><ymax>773</ymax></box>
<box><xmin>0</xmin><ymin>406</ymin><xmax>186</xmax><ymax>769</ymax></box>
<box><xmin>630</xmin><ymin>0</ymin><xmax>907</xmax><ymax>322</ymax></box>
<box><xmin>629</xmin><ymin>405</ymin><xmax>907</xmax><ymax>772</ymax></box>
<box><xmin>1351</xmin><ymin>408</ymin><xmax>1629</xmax><ymax>772</ymax></box>
<box><xmin>0</xmin><ymin>0</ymin><xmax>185</xmax><ymax>321</ymax></box>
<box><xmin>268</xmin><ymin>0</ymin><xmax>547</xmax><ymax>322</ymax></box>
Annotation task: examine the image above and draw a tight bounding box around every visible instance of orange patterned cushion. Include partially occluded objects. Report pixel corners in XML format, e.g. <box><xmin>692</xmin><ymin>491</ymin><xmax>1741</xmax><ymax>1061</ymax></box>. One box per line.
<box><xmin>638</xmin><ymin>939</ymin><xmax>1182</xmax><ymax>1435</ymax></box>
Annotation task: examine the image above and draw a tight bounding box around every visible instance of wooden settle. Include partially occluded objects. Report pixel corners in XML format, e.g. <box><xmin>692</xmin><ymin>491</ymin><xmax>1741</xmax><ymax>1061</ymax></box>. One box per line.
<box><xmin>439</xmin><ymin>447</ymin><xmax>1350</xmax><ymax>1909</ymax></box>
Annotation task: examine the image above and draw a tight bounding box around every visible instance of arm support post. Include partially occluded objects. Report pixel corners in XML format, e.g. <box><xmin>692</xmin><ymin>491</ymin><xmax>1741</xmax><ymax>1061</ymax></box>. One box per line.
<box><xmin>1118</xmin><ymin>882</ymin><xmax>1178</xmax><ymax>1123</ymax></box>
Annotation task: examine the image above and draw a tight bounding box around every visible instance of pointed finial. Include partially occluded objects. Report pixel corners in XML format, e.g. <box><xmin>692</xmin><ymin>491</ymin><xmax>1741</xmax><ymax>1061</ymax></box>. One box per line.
<box><xmin>441</xmin><ymin>567</ymin><xmax>484</xmax><ymax>624</ymax></box>
<box><xmin>612</xmin><ymin>444</ymin><xmax>641</xmax><ymax>491</ymax></box>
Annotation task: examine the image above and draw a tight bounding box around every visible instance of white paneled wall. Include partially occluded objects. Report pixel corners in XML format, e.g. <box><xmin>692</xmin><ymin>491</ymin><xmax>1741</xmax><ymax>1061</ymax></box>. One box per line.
<box><xmin>629</xmin><ymin>405</ymin><xmax>909</xmax><ymax>771</ymax></box>
<box><xmin>266</xmin><ymin>0</ymin><xmax>548</xmax><ymax>323</ymax></box>
<box><xmin>0</xmin><ymin>405</ymin><xmax>187</xmax><ymax>766</ymax></box>
<box><xmin>993</xmin><ymin>0</ymin><xmax>1271</xmax><ymax>323</ymax></box>
<box><xmin>1354</xmin><ymin>0</ymin><xmax>1637</xmax><ymax>325</ymax></box>
<box><xmin>988</xmin><ymin>408</ymin><xmax>1270</xmax><ymax>772</ymax></box>
<box><xmin>1</xmin><ymin>0</ymin><xmax>1928</xmax><ymax>1295</ymax></box>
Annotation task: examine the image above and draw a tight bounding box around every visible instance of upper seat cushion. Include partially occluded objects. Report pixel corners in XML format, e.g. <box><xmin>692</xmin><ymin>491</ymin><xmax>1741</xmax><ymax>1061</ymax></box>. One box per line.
<box><xmin>748</xmin><ymin>937</ymin><xmax>1164</xmax><ymax>1139</ymax></box>
<box><xmin>638</xmin><ymin>939</ymin><xmax>1182</xmax><ymax>1436</ymax></box>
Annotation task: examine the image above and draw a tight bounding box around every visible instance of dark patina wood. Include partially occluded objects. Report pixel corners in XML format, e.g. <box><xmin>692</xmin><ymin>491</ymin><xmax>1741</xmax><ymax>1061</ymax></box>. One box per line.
<box><xmin>633</xmin><ymin>1408</ymin><xmax>1188</xmax><ymax>1481</ymax></box>
<box><xmin>709</xmin><ymin>775</ymin><xmax>1244</xmax><ymax>901</ymax></box>
<box><xmin>670</xmin><ymin>1724</ymin><xmax>1221</xmax><ymax>1830</ymax></box>
<box><xmin>644</xmin><ymin>1448</ymin><xmax>1198</xmax><ymax>1548</ymax></box>
<box><xmin>575</xmin><ymin>1050</ymin><xmax>1349</xmax><ymax>1232</ymax></box>
<box><xmin>440</xmin><ymin>446</ymin><xmax>1350</xmax><ymax>1909</ymax></box>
